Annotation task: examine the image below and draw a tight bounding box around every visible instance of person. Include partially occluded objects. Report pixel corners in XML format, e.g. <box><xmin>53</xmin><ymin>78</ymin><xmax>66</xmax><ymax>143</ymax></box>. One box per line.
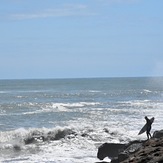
<box><xmin>145</xmin><ymin>116</ymin><xmax>153</xmax><ymax>139</ymax></box>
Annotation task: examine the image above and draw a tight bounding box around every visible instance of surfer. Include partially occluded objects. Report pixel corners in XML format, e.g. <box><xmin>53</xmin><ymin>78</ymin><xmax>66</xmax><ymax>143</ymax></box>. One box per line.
<box><xmin>145</xmin><ymin>116</ymin><xmax>153</xmax><ymax>139</ymax></box>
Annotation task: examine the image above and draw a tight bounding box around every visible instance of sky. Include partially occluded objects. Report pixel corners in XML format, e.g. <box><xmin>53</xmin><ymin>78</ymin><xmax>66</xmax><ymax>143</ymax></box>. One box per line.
<box><xmin>0</xmin><ymin>0</ymin><xmax>163</xmax><ymax>79</ymax></box>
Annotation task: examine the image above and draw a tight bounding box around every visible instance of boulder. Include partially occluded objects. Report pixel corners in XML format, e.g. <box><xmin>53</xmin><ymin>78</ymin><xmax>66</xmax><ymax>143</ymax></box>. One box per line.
<box><xmin>111</xmin><ymin>140</ymin><xmax>144</xmax><ymax>163</ymax></box>
<box><xmin>97</xmin><ymin>140</ymin><xmax>145</xmax><ymax>162</ymax></box>
<box><xmin>97</xmin><ymin>143</ymin><xmax>125</xmax><ymax>160</ymax></box>
<box><xmin>153</xmin><ymin>130</ymin><xmax>163</xmax><ymax>138</ymax></box>
<box><xmin>97</xmin><ymin>130</ymin><xmax>163</xmax><ymax>163</ymax></box>
<box><xmin>122</xmin><ymin>137</ymin><xmax>163</xmax><ymax>163</ymax></box>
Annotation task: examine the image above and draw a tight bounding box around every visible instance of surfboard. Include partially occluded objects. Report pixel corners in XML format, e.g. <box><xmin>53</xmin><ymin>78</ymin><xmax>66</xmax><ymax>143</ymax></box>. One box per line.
<box><xmin>138</xmin><ymin>117</ymin><xmax>154</xmax><ymax>135</ymax></box>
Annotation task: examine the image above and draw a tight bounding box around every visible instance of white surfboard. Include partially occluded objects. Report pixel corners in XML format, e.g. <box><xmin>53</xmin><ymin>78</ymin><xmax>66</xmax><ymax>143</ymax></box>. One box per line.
<box><xmin>138</xmin><ymin>117</ymin><xmax>154</xmax><ymax>135</ymax></box>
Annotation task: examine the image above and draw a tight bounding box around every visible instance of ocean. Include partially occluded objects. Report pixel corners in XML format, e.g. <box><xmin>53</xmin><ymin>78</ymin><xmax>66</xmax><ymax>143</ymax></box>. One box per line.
<box><xmin>0</xmin><ymin>77</ymin><xmax>163</xmax><ymax>162</ymax></box>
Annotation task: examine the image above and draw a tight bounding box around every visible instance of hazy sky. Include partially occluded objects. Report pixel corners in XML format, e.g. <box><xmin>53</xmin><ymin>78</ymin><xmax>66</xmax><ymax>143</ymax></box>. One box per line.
<box><xmin>0</xmin><ymin>0</ymin><xmax>163</xmax><ymax>79</ymax></box>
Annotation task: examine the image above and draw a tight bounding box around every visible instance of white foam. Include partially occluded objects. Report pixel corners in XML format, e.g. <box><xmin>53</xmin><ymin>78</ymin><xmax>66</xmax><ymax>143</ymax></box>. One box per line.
<box><xmin>53</xmin><ymin>102</ymin><xmax>100</xmax><ymax>108</ymax></box>
<box><xmin>0</xmin><ymin>123</ymin><xmax>140</xmax><ymax>162</ymax></box>
<box><xmin>1</xmin><ymin>99</ymin><xmax>163</xmax><ymax>162</ymax></box>
<box><xmin>143</xmin><ymin>89</ymin><xmax>152</xmax><ymax>93</ymax></box>
<box><xmin>0</xmin><ymin>126</ymin><xmax>97</xmax><ymax>162</ymax></box>
<box><xmin>22</xmin><ymin>102</ymin><xmax>101</xmax><ymax>115</ymax></box>
<box><xmin>88</xmin><ymin>90</ymin><xmax>101</xmax><ymax>93</ymax></box>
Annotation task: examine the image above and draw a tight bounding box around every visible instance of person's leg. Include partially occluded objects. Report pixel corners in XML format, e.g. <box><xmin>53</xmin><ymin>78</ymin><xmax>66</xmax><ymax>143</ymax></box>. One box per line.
<box><xmin>146</xmin><ymin>127</ymin><xmax>151</xmax><ymax>139</ymax></box>
<box><xmin>149</xmin><ymin>132</ymin><xmax>152</xmax><ymax>138</ymax></box>
<box><xmin>146</xmin><ymin>130</ymin><xmax>150</xmax><ymax>139</ymax></box>
<box><xmin>146</xmin><ymin>132</ymin><xmax>148</xmax><ymax>139</ymax></box>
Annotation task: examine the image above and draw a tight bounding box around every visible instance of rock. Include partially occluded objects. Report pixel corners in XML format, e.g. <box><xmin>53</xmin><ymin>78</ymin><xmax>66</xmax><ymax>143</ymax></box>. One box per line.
<box><xmin>13</xmin><ymin>144</ymin><xmax>21</xmax><ymax>151</ymax></box>
<box><xmin>153</xmin><ymin>130</ymin><xmax>163</xmax><ymax>138</ymax></box>
<box><xmin>24</xmin><ymin>137</ymin><xmax>35</xmax><ymax>144</ymax></box>
<box><xmin>97</xmin><ymin>130</ymin><xmax>163</xmax><ymax>163</ymax></box>
<box><xmin>97</xmin><ymin>143</ymin><xmax>125</xmax><ymax>160</ymax></box>
<box><xmin>122</xmin><ymin>137</ymin><xmax>163</xmax><ymax>163</ymax></box>
<box><xmin>111</xmin><ymin>140</ymin><xmax>144</xmax><ymax>163</ymax></box>
<box><xmin>97</xmin><ymin>140</ymin><xmax>144</xmax><ymax>162</ymax></box>
<box><xmin>118</xmin><ymin>152</ymin><xmax>128</xmax><ymax>162</ymax></box>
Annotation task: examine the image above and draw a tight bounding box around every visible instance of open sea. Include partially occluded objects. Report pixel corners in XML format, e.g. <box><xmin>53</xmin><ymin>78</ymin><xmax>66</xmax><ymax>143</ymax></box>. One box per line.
<box><xmin>0</xmin><ymin>77</ymin><xmax>163</xmax><ymax>163</ymax></box>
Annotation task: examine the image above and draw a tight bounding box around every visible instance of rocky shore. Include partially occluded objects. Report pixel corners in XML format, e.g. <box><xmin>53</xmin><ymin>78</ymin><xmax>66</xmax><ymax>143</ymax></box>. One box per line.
<box><xmin>97</xmin><ymin>130</ymin><xmax>163</xmax><ymax>163</ymax></box>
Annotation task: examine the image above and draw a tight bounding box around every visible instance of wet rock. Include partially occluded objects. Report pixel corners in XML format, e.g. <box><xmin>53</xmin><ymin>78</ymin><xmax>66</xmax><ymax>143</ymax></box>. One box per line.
<box><xmin>118</xmin><ymin>152</ymin><xmax>128</xmax><ymax>162</ymax></box>
<box><xmin>122</xmin><ymin>137</ymin><xmax>163</xmax><ymax>163</ymax></box>
<box><xmin>153</xmin><ymin>130</ymin><xmax>163</xmax><ymax>138</ymax></box>
<box><xmin>13</xmin><ymin>144</ymin><xmax>21</xmax><ymax>151</ymax></box>
<box><xmin>24</xmin><ymin>137</ymin><xmax>35</xmax><ymax>144</ymax></box>
<box><xmin>47</xmin><ymin>129</ymin><xmax>76</xmax><ymax>140</ymax></box>
<box><xmin>97</xmin><ymin>129</ymin><xmax>163</xmax><ymax>163</ymax></box>
<box><xmin>97</xmin><ymin>140</ymin><xmax>144</xmax><ymax>162</ymax></box>
<box><xmin>97</xmin><ymin>143</ymin><xmax>125</xmax><ymax>160</ymax></box>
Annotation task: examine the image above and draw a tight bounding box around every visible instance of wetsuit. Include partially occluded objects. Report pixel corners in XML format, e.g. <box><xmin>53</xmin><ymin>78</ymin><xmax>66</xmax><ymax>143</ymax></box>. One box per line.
<box><xmin>145</xmin><ymin>116</ymin><xmax>152</xmax><ymax>139</ymax></box>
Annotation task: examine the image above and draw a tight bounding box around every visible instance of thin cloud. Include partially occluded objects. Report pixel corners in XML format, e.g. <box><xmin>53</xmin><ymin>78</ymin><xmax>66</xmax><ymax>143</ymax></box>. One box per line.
<box><xmin>97</xmin><ymin>0</ymin><xmax>139</xmax><ymax>5</ymax></box>
<box><xmin>10</xmin><ymin>4</ymin><xmax>96</xmax><ymax>20</ymax></box>
<box><xmin>152</xmin><ymin>61</ymin><xmax>163</xmax><ymax>77</ymax></box>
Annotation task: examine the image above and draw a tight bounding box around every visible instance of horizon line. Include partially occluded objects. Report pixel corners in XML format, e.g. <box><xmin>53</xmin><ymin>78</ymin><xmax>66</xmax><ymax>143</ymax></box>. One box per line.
<box><xmin>0</xmin><ymin>75</ymin><xmax>163</xmax><ymax>81</ymax></box>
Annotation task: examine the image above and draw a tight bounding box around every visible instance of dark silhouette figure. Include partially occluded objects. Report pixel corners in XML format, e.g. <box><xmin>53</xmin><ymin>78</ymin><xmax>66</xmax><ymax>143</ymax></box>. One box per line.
<box><xmin>145</xmin><ymin>116</ymin><xmax>153</xmax><ymax>139</ymax></box>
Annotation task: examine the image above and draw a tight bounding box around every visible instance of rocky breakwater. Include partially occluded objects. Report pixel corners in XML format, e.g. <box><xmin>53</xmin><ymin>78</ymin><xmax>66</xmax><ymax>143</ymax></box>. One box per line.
<box><xmin>97</xmin><ymin>130</ymin><xmax>163</xmax><ymax>163</ymax></box>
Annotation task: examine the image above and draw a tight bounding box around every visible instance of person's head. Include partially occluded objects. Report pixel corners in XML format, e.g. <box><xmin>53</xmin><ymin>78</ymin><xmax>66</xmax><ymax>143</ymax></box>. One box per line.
<box><xmin>145</xmin><ymin>116</ymin><xmax>148</xmax><ymax>120</ymax></box>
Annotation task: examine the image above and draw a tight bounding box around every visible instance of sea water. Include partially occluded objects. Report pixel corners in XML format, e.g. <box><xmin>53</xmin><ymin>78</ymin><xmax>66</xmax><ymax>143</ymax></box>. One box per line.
<box><xmin>0</xmin><ymin>77</ymin><xmax>163</xmax><ymax>162</ymax></box>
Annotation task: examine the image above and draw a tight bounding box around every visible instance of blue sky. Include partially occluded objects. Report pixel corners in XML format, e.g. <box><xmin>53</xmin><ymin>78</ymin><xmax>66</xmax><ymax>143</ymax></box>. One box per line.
<box><xmin>0</xmin><ymin>0</ymin><xmax>163</xmax><ymax>79</ymax></box>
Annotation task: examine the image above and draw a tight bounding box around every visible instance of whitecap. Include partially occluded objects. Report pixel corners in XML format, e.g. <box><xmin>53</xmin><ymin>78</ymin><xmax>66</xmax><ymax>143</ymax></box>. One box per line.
<box><xmin>143</xmin><ymin>89</ymin><xmax>152</xmax><ymax>93</ymax></box>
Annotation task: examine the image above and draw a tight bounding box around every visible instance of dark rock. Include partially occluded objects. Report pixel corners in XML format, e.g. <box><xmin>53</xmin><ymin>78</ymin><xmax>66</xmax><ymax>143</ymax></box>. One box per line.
<box><xmin>110</xmin><ymin>158</ymin><xmax>119</xmax><ymax>163</ymax></box>
<box><xmin>122</xmin><ymin>137</ymin><xmax>163</xmax><ymax>163</ymax></box>
<box><xmin>118</xmin><ymin>152</ymin><xmax>128</xmax><ymax>162</ymax></box>
<box><xmin>47</xmin><ymin>129</ymin><xmax>76</xmax><ymax>140</ymax></box>
<box><xmin>153</xmin><ymin>130</ymin><xmax>163</xmax><ymax>138</ymax></box>
<box><xmin>97</xmin><ymin>143</ymin><xmax>125</xmax><ymax>160</ymax></box>
<box><xmin>13</xmin><ymin>144</ymin><xmax>21</xmax><ymax>151</ymax></box>
<box><xmin>97</xmin><ymin>140</ymin><xmax>144</xmax><ymax>162</ymax></box>
<box><xmin>24</xmin><ymin>137</ymin><xmax>35</xmax><ymax>144</ymax></box>
<box><xmin>96</xmin><ymin>129</ymin><xmax>163</xmax><ymax>163</ymax></box>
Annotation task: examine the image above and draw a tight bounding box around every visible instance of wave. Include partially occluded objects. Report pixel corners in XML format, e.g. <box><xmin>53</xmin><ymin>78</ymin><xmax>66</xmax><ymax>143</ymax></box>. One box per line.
<box><xmin>143</xmin><ymin>89</ymin><xmax>152</xmax><ymax>93</ymax></box>
<box><xmin>0</xmin><ymin>101</ymin><xmax>101</xmax><ymax>116</ymax></box>
<box><xmin>118</xmin><ymin>100</ymin><xmax>163</xmax><ymax>107</ymax></box>
<box><xmin>0</xmin><ymin>126</ymin><xmax>78</xmax><ymax>159</ymax></box>
<box><xmin>22</xmin><ymin>102</ymin><xmax>100</xmax><ymax>115</ymax></box>
<box><xmin>0</xmin><ymin>126</ymin><xmax>79</xmax><ymax>145</ymax></box>
<box><xmin>0</xmin><ymin>122</ymin><xmax>141</xmax><ymax>146</ymax></box>
<box><xmin>88</xmin><ymin>90</ymin><xmax>101</xmax><ymax>93</ymax></box>
<box><xmin>0</xmin><ymin>123</ymin><xmax>146</xmax><ymax>162</ymax></box>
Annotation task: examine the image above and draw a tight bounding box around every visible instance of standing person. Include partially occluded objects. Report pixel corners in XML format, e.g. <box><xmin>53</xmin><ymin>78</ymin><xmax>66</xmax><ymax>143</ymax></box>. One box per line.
<box><xmin>145</xmin><ymin>116</ymin><xmax>154</xmax><ymax>139</ymax></box>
